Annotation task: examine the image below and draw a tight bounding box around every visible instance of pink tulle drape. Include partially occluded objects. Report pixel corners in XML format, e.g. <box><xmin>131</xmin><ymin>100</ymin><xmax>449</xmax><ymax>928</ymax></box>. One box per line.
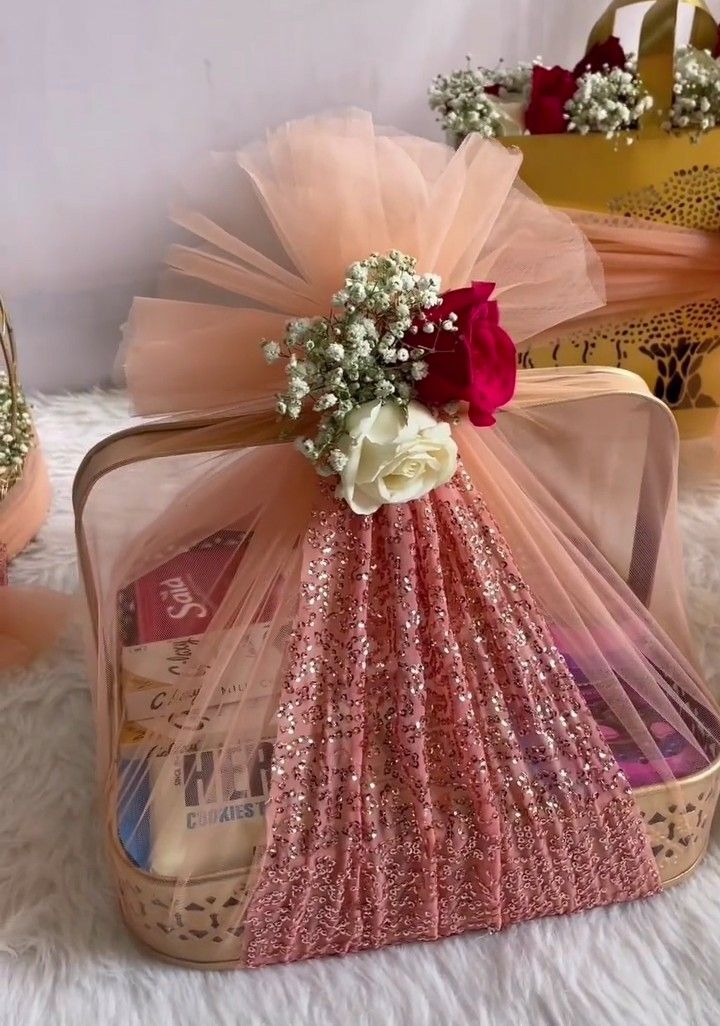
<box><xmin>550</xmin><ymin>210</ymin><xmax>720</xmax><ymax>454</ymax></box>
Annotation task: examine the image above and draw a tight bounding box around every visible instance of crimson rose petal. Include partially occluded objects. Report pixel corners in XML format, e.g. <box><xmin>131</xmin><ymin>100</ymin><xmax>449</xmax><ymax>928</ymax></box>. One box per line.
<box><xmin>524</xmin><ymin>65</ymin><xmax>577</xmax><ymax>135</ymax></box>
<box><xmin>413</xmin><ymin>281</ymin><xmax>516</xmax><ymax>426</ymax></box>
<box><xmin>573</xmin><ymin>35</ymin><xmax>626</xmax><ymax>78</ymax></box>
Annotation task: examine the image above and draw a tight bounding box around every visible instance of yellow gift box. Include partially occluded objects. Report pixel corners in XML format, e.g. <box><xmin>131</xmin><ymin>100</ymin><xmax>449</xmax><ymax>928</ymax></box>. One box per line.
<box><xmin>502</xmin><ymin>0</ymin><xmax>720</xmax><ymax>436</ymax></box>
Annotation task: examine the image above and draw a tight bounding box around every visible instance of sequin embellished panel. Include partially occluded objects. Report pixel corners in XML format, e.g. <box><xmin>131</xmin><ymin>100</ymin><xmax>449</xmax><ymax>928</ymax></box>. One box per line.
<box><xmin>242</xmin><ymin>468</ymin><xmax>661</xmax><ymax>966</ymax></box>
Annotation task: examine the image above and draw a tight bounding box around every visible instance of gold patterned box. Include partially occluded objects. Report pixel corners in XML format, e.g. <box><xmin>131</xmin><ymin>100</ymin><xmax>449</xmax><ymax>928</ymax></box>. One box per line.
<box><xmin>502</xmin><ymin>0</ymin><xmax>720</xmax><ymax>435</ymax></box>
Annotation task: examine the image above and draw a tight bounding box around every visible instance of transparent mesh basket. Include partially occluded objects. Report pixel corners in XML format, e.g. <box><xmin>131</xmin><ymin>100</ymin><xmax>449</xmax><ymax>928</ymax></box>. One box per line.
<box><xmin>74</xmin><ymin>368</ymin><xmax>720</xmax><ymax>969</ymax></box>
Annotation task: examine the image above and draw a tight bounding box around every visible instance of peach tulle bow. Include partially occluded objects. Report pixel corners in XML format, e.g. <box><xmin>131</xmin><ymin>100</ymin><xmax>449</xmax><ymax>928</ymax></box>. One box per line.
<box><xmin>124</xmin><ymin>116</ymin><xmax>607</xmax><ymax>420</ymax></box>
<box><xmin>0</xmin><ymin>449</ymin><xmax>70</xmax><ymax>673</ymax></box>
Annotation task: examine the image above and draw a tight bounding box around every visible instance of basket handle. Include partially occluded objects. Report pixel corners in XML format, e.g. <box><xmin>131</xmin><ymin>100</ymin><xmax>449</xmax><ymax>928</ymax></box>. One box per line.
<box><xmin>585</xmin><ymin>0</ymin><xmax>717</xmax><ymax>128</ymax></box>
<box><xmin>0</xmin><ymin>296</ymin><xmax>18</xmax><ymax>436</ymax></box>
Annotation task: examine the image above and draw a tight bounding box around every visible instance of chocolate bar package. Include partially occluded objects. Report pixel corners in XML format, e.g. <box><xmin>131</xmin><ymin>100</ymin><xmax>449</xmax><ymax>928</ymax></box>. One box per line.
<box><xmin>117</xmin><ymin>531</ymin><xmax>286</xmax><ymax>876</ymax></box>
<box><xmin>119</xmin><ymin>716</ymin><xmax>274</xmax><ymax>877</ymax></box>
<box><xmin>118</xmin><ymin>530</ymin><xmax>289</xmax><ymax>719</ymax></box>
<box><xmin>118</xmin><ymin>530</ymin><xmax>250</xmax><ymax>647</ymax></box>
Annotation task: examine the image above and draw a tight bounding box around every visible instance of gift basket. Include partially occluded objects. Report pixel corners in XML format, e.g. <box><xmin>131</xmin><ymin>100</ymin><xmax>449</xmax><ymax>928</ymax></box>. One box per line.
<box><xmin>430</xmin><ymin>0</ymin><xmax>720</xmax><ymax>437</ymax></box>
<box><xmin>0</xmin><ymin>298</ymin><xmax>67</xmax><ymax>670</ymax></box>
<box><xmin>0</xmin><ymin>298</ymin><xmax>49</xmax><ymax>557</ymax></box>
<box><xmin>74</xmin><ymin>113</ymin><xmax>720</xmax><ymax>968</ymax></box>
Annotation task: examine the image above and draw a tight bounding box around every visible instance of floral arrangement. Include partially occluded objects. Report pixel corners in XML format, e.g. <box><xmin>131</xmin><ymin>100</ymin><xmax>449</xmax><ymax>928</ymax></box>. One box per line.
<box><xmin>666</xmin><ymin>44</ymin><xmax>720</xmax><ymax>136</ymax></box>
<box><xmin>0</xmin><ymin>381</ymin><xmax>32</xmax><ymax>500</ymax></box>
<box><xmin>430</xmin><ymin>34</ymin><xmax>720</xmax><ymax>144</ymax></box>
<box><xmin>263</xmin><ymin>252</ymin><xmax>516</xmax><ymax>514</ymax></box>
<box><xmin>0</xmin><ymin>300</ymin><xmax>33</xmax><ymax>502</ymax></box>
<box><xmin>428</xmin><ymin>61</ymin><xmax>530</xmax><ymax>140</ymax></box>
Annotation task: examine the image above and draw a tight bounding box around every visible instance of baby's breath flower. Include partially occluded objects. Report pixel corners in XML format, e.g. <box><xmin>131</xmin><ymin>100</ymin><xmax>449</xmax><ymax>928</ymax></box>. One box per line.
<box><xmin>566</xmin><ymin>61</ymin><xmax>652</xmax><ymax>140</ymax></box>
<box><xmin>375</xmin><ymin>380</ymin><xmax>396</xmax><ymax>398</ymax></box>
<box><xmin>345</xmin><ymin>322</ymin><xmax>366</xmax><ymax>344</ymax></box>
<box><xmin>482</xmin><ymin>57</ymin><xmax>539</xmax><ymax>98</ymax></box>
<box><xmin>288</xmin><ymin>376</ymin><xmax>310</xmax><ymax>398</ymax></box>
<box><xmin>287</xmin><ymin>317</ymin><xmax>315</xmax><ymax>343</ymax></box>
<box><xmin>428</xmin><ymin>59</ymin><xmax>506</xmax><ymax>143</ymax></box>
<box><xmin>0</xmin><ymin>380</ymin><xmax>34</xmax><ymax>497</ymax></box>
<box><xmin>428</xmin><ymin>57</ymin><xmax>542</xmax><ymax>143</ymax></box>
<box><xmin>263</xmin><ymin>250</ymin><xmax>444</xmax><ymax>475</ymax></box>
<box><xmin>325</xmin><ymin>342</ymin><xmax>344</xmax><ymax>363</ymax></box>
<box><xmin>295</xmin><ymin>437</ymin><xmax>316</xmax><ymax>457</ymax></box>
<box><xmin>346</xmin><ymin>282</ymin><xmax>367</xmax><ymax>303</ymax></box>
<box><xmin>665</xmin><ymin>46</ymin><xmax>720</xmax><ymax>139</ymax></box>
<box><xmin>355</xmin><ymin>339</ymin><xmax>372</xmax><ymax>358</ymax></box>
<box><xmin>347</xmin><ymin>263</ymin><xmax>368</xmax><ymax>282</ymax></box>
<box><xmin>328</xmin><ymin>449</ymin><xmax>349</xmax><ymax>472</ymax></box>
<box><xmin>262</xmin><ymin>340</ymin><xmax>281</xmax><ymax>362</ymax></box>
<box><xmin>314</xmin><ymin>392</ymin><xmax>338</xmax><ymax>411</ymax></box>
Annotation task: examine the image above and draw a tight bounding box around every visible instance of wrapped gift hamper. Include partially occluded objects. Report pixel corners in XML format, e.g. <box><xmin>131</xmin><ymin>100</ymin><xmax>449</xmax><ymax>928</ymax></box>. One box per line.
<box><xmin>0</xmin><ymin>299</ymin><xmax>49</xmax><ymax>561</ymax></box>
<box><xmin>0</xmin><ymin>297</ymin><xmax>66</xmax><ymax>669</ymax></box>
<box><xmin>433</xmin><ymin>0</ymin><xmax>720</xmax><ymax>437</ymax></box>
<box><xmin>74</xmin><ymin>114</ymin><xmax>720</xmax><ymax>969</ymax></box>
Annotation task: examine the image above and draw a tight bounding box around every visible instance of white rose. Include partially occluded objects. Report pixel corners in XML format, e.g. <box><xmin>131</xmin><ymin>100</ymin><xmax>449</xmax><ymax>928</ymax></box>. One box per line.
<box><xmin>496</xmin><ymin>97</ymin><xmax>526</xmax><ymax>136</ymax></box>
<box><xmin>336</xmin><ymin>400</ymin><xmax>458</xmax><ymax>515</ymax></box>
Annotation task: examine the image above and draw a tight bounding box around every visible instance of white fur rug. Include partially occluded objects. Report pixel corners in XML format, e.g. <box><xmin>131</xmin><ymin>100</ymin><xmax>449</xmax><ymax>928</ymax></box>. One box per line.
<box><xmin>1</xmin><ymin>392</ymin><xmax>719</xmax><ymax>1026</ymax></box>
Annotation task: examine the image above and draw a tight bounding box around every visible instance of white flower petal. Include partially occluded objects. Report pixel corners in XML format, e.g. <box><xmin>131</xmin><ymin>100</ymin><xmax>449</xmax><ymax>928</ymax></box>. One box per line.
<box><xmin>334</xmin><ymin>400</ymin><xmax>458</xmax><ymax>514</ymax></box>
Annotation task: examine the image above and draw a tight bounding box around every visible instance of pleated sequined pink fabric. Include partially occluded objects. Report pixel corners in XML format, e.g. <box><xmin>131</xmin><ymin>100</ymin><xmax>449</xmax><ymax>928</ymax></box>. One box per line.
<box><xmin>243</xmin><ymin>467</ymin><xmax>660</xmax><ymax>965</ymax></box>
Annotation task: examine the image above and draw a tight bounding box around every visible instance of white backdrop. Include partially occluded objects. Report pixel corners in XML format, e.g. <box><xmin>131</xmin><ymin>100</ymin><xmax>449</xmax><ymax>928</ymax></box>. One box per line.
<box><xmin>1</xmin><ymin>0</ymin><xmax>718</xmax><ymax>391</ymax></box>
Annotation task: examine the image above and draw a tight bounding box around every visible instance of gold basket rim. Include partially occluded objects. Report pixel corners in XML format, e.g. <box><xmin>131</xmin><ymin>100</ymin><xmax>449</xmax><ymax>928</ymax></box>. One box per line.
<box><xmin>108</xmin><ymin>747</ymin><xmax>720</xmax><ymax>890</ymax></box>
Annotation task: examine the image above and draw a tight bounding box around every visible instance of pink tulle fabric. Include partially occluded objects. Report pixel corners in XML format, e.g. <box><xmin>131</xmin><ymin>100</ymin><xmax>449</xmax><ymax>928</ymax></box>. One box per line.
<box><xmin>568</xmin><ymin>211</ymin><xmax>720</xmax><ymax>326</ymax></box>
<box><xmin>124</xmin><ymin>114</ymin><xmax>606</xmax><ymax>417</ymax></box>
<box><xmin>79</xmin><ymin>113</ymin><xmax>720</xmax><ymax>968</ymax></box>
<box><xmin>547</xmin><ymin>210</ymin><xmax>720</xmax><ymax>454</ymax></box>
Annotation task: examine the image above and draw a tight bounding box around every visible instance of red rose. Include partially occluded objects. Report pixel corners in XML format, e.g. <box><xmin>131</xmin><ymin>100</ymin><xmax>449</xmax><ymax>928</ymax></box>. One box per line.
<box><xmin>524</xmin><ymin>65</ymin><xmax>577</xmax><ymax>135</ymax></box>
<box><xmin>573</xmin><ymin>35</ymin><xmax>626</xmax><ymax>77</ymax></box>
<box><xmin>714</xmin><ymin>27</ymin><xmax>720</xmax><ymax>59</ymax></box>
<box><xmin>412</xmin><ymin>282</ymin><xmax>517</xmax><ymax>427</ymax></box>
<box><xmin>484</xmin><ymin>83</ymin><xmax>502</xmax><ymax>96</ymax></box>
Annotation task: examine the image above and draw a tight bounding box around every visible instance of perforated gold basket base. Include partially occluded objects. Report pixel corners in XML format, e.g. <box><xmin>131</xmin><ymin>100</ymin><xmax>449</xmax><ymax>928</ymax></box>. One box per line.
<box><xmin>114</xmin><ymin>757</ymin><xmax>720</xmax><ymax>969</ymax></box>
